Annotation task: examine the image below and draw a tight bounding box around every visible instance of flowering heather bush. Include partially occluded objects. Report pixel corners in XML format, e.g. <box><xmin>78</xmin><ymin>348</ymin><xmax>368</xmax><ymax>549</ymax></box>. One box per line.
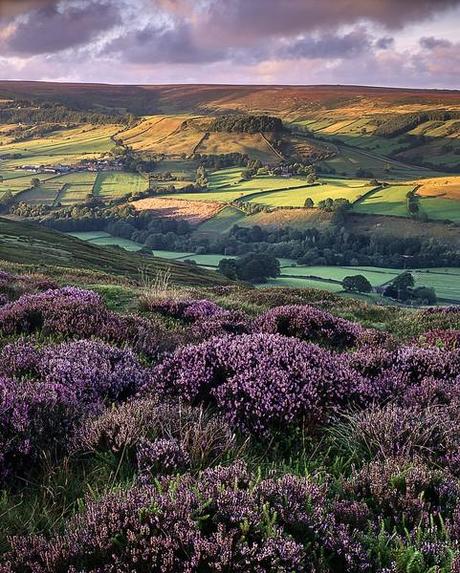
<box><xmin>137</xmin><ymin>437</ymin><xmax>190</xmax><ymax>476</ymax></box>
<box><xmin>0</xmin><ymin>270</ymin><xmax>58</xmax><ymax>302</ymax></box>
<box><xmin>0</xmin><ymin>376</ymin><xmax>81</xmax><ymax>483</ymax></box>
<box><xmin>38</xmin><ymin>340</ymin><xmax>149</xmax><ymax>404</ymax></box>
<box><xmin>0</xmin><ymin>287</ymin><xmax>169</xmax><ymax>357</ymax></box>
<box><xmin>416</xmin><ymin>329</ymin><xmax>460</xmax><ymax>350</ymax></box>
<box><xmin>151</xmin><ymin>334</ymin><xmax>365</xmax><ymax>436</ymax></box>
<box><xmin>252</xmin><ymin>304</ymin><xmax>364</xmax><ymax>350</ymax></box>
<box><xmin>345</xmin><ymin>457</ymin><xmax>459</xmax><ymax>529</ymax></box>
<box><xmin>0</xmin><ymin>341</ymin><xmax>40</xmax><ymax>379</ymax></box>
<box><xmin>3</xmin><ymin>462</ymin><xmax>370</xmax><ymax>572</ymax></box>
<box><xmin>394</xmin><ymin>345</ymin><xmax>460</xmax><ymax>384</ymax></box>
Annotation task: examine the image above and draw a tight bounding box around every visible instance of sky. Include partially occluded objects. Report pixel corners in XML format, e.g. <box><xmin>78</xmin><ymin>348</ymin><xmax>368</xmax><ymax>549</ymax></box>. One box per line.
<box><xmin>0</xmin><ymin>0</ymin><xmax>459</xmax><ymax>88</ymax></box>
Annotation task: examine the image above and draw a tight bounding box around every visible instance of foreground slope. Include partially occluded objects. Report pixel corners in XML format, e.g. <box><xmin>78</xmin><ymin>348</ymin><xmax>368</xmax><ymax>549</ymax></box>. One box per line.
<box><xmin>0</xmin><ymin>218</ymin><xmax>228</xmax><ymax>286</ymax></box>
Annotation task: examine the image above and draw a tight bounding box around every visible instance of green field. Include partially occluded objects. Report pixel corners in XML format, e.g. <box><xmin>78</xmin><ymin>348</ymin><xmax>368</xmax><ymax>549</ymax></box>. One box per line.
<box><xmin>196</xmin><ymin>206</ymin><xmax>246</xmax><ymax>233</ymax></box>
<box><xmin>419</xmin><ymin>197</ymin><xmax>460</xmax><ymax>224</ymax></box>
<box><xmin>93</xmin><ymin>171</ymin><xmax>148</xmax><ymax>198</ymax></box>
<box><xmin>68</xmin><ymin>231</ymin><xmax>143</xmax><ymax>251</ymax></box>
<box><xmin>0</xmin><ymin>125</ymin><xmax>118</xmax><ymax>169</ymax></box>
<box><xmin>243</xmin><ymin>179</ymin><xmax>375</xmax><ymax>208</ymax></box>
<box><xmin>165</xmin><ymin>173</ymin><xmax>375</xmax><ymax>207</ymax></box>
<box><xmin>354</xmin><ymin>184</ymin><xmax>416</xmax><ymax>217</ymax></box>
<box><xmin>208</xmin><ymin>167</ymin><xmax>245</xmax><ymax>189</ymax></box>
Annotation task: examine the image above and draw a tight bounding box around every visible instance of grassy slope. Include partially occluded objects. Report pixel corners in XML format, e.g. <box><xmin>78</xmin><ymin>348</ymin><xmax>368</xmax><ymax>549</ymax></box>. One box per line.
<box><xmin>0</xmin><ymin>218</ymin><xmax>228</xmax><ymax>286</ymax></box>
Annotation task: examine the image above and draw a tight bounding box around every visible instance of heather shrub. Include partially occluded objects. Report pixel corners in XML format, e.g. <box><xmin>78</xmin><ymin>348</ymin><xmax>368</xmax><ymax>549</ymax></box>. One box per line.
<box><xmin>76</xmin><ymin>398</ymin><xmax>241</xmax><ymax>471</ymax></box>
<box><xmin>146</xmin><ymin>298</ymin><xmax>224</xmax><ymax>320</ymax></box>
<box><xmin>415</xmin><ymin>329</ymin><xmax>460</xmax><ymax>350</ymax></box>
<box><xmin>38</xmin><ymin>340</ymin><xmax>150</xmax><ymax>404</ymax></box>
<box><xmin>150</xmin><ymin>333</ymin><xmax>365</xmax><ymax>436</ymax></box>
<box><xmin>252</xmin><ymin>304</ymin><xmax>363</xmax><ymax>349</ymax></box>
<box><xmin>3</xmin><ymin>462</ymin><xmax>369</xmax><ymax>572</ymax></box>
<box><xmin>345</xmin><ymin>457</ymin><xmax>459</xmax><ymax>529</ymax></box>
<box><xmin>0</xmin><ymin>376</ymin><xmax>81</xmax><ymax>483</ymax></box>
<box><xmin>137</xmin><ymin>437</ymin><xmax>190</xmax><ymax>476</ymax></box>
<box><xmin>391</xmin><ymin>305</ymin><xmax>460</xmax><ymax>337</ymax></box>
<box><xmin>0</xmin><ymin>287</ymin><xmax>169</xmax><ymax>357</ymax></box>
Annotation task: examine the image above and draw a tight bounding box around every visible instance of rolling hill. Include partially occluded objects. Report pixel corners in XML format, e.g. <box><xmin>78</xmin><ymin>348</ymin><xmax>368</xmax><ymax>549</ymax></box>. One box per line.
<box><xmin>0</xmin><ymin>217</ymin><xmax>228</xmax><ymax>286</ymax></box>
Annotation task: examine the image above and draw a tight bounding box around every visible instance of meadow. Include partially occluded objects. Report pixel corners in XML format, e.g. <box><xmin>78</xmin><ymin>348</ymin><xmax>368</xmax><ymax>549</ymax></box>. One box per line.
<box><xmin>354</xmin><ymin>184</ymin><xmax>416</xmax><ymax>217</ymax></box>
<box><xmin>93</xmin><ymin>171</ymin><xmax>148</xmax><ymax>198</ymax></box>
<box><xmin>0</xmin><ymin>124</ymin><xmax>118</xmax><ymax>168</ymax></box>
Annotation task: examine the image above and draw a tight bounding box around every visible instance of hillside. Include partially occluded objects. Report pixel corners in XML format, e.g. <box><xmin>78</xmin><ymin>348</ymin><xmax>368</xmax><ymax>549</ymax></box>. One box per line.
<box><xmin>0</xmin><ymin>218</ymin><xmax>228</xmax><ymax>286</ymax></box>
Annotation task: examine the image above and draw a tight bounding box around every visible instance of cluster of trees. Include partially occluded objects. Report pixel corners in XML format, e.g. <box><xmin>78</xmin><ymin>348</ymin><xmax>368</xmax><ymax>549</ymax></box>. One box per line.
<box><xmin>375</xmin><ymin>110</ymin><xmax>460</xmax><ymax>138</ymax></box>
<box><xmin>342</xmin><ymin>275</ymin><xmax>372</xmax><ymax>293</ymax></box>
<box><xmin>383</xmin><ymin>272</ymin><xmax>437</xmax><ymax>304</ymax></box>
<box><xmin>218</xmin><ymin>253</ymin><xmax>280</xmax><ymax>283</ymax></box>
<box><xmin>195</xmin><ymin>165</ymin><xmax>208</xmax><ymax>187</ymax></box>
<box><xmin>194</xmin><ymin>153</ymin><xmax>251</xmax><ymax>169</ymax></box>
<box><xmin>0</xmin><ymin>100</ymin><xmax>132</xmax><ymax>126</ymax></box>
<box><xmin>208</xmin><ymin>114</ymin><xmax>283</xmax><ymax>133</ymax></box>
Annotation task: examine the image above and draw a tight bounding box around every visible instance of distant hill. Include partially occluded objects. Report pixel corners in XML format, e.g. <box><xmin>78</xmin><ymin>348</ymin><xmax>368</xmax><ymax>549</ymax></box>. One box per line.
<box><xmin>0</xmin><ymin>217</ymin><xmax>228</xmax><ymax>286</ymax></box>
<box><xmin>0</xmin><ymin>81</ymin><xmax>459</xmax><ymax>116</ymax></box>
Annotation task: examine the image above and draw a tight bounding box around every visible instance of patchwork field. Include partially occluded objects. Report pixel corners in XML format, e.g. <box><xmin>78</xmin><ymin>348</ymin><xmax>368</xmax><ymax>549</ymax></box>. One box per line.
<box><xmin>0</xmin><ymin>124</ymin><xmax>119</xmax><ymax>169</ymax></box>
<box><xmin>131</xmin><ymin>196</ymin><xmax>222</xmax><ymax>224</ymax></box>
<box><xmin>354</xmin><ymin>184</ymin><xmax>416</xmax><ymax>217</ymax></box>
<box><xmin>93</xmin><ymin>172</ymin><xmax>148</xmax><ymax>198</ymax></box>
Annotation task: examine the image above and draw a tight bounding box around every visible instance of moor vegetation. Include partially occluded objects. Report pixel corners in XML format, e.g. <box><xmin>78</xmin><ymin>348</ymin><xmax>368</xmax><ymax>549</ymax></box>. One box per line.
<box><xmin>0</xmin><ymin>264</ymin><xmax>458</xmax><ymax>572</ymax></box>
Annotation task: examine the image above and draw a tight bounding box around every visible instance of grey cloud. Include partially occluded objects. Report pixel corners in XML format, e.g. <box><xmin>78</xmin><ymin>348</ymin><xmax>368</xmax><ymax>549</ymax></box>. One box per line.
<box><xmin>4</xmin><ymin>1</ymin><xmax>121</xmax><ymax>54</ymax></box>
<box><xmin>105</xmin><ymin>21</ymin><xmax>227</xmax><ymax>64</ymax></box>
<box><xmin>182</xmin><ymin>0</ymin><xmax>460</xmax><ymax>44</ymax></box>
<box><xmin>282</xmin><ymin>29</ymin><xmax>372</xmax><ymax>60</ymax></box>
<box><xmin>375</xmin><ymin>37</ymin><xmax>395</xmax><ymax>50</ymax></box>
<box><xmin>419</xmin><ymin>36</ymin><xmax>453</xmax><ymax>50</ymax></box>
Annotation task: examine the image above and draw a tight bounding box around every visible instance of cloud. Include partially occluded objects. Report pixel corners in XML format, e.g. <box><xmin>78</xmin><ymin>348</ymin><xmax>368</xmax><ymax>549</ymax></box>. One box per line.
<box><xmin>2</xmin><ymin>1</ymin><xmax>121</xmax><ymax>55</ymax></box>
<box><xmin>375</xmin><ymin>36</ymin><xmax>394</xmax><ymax>50</ymax></box>
<box><xmin>419</xmin><ymin>36</ymin><xmax>453</xmax><ymax>50</ymax></box>
<box><xmin>105</xmin><ymin>21</ymin><xmax>227</xmax><ymax>64</ymax></box>
<box><xmin>281</xmin><ymin>28</ymin><xmax>372</xmax><ymax>60</ymax></box>
<box><xmin>167</xmin><ymin>0</ymin><xmax>460</xmax><ymax>46</ymax></box>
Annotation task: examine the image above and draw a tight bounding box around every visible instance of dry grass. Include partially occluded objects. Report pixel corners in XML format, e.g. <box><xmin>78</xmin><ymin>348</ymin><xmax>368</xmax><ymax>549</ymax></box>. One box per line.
<box><xmin>138</xmin><ymin>267</ymin><xmax>188</xmax><ymax>310</ymax></box>
<box><xmin>415</xmin><ymin>176</ymin><xmax>460</xmax><ymax>200</ymax></box>
<box><xmin>131</xmin><ymin>196</ymin><xmax>222</xmax><ymax>224</ymax></box>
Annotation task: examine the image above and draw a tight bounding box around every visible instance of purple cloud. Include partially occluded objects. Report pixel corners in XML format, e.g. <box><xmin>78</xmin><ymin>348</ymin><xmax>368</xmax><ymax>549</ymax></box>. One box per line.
<box><xmin>4</xmin><ymin>1</ymin><xmax>121</xmax><ymax>55</ymax></box>
<box><xmin>420</xmin><ymin>36</ymin><xmax>453</xmax><ymax>50</ymax></box>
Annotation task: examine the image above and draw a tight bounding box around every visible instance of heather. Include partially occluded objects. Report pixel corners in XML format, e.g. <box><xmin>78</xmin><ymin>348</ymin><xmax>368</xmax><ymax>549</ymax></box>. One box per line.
<box><xmin>0</xmin><ymin>269</ymin><xmax>460</xmax><ymax>572</ymax></box>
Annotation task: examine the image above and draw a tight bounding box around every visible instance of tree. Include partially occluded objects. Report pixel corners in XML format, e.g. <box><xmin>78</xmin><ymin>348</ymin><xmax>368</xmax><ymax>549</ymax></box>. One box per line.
<box><xmin>240</xmin><ymin>169</ymin><xmax>252</xmax><ymax>181</ymax></box>
<box><xmin>413</xmin><ymin>286</ymin><xmax>437</xmax><ymax>305</ymax></box>
<box><xmin>0</xmin><ymin>175</ymin><xmax>3</xmax><ymax>184</ymax></box>
<box><xmin>342</xmin><ymin>275</ymin><xmax>372</xmax><ymax>293</ymax></box>
<box><xmin>236</xmin><ymin>253</ymin><xmax>280</xmax><ymax>283</ymax></box>
<box><xmin>31</xmin><ymin>178</ymin><xmax>40</xmax><ymax>188</ymax></box>
<box><xmin>304</xmin><ymin>197</ymin><xmax>314</xmax><ymax>209</ymax></box>
<box><xmin>306</xmin><ymin>173</ymin><xmax>316</xmax><ymax>185</ymax></box>
<box><xmin>384</xmin><ymin>272</ymin><xmax>415</xmax><ymax>301</ymax></box>
<box><xmin>218</xmin><ymin>258</ymin><xmax>238</xmax><ymax>280</ymax></box>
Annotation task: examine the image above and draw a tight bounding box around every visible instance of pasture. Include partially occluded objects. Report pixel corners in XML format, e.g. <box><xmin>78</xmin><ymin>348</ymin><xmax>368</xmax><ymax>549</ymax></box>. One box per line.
<box><xmin>242</xmin><ymin>179</ymin><xmax>376</xmax><ymax>208</ymax></box>
<box><xmin>93</xmin><ymin>172</ymin><xmax>148</xmax><ymax>198</ymax></box>
<box><xmin>0</xmin><ymin>124</ymin><xmax>118</xmax><ymax>169</ymax></box>
<box><xmin>354</xmin><ymin>184</ymin><xmax>416</xmax><ymax>217</ymax></box>
<box><xmin>196</xmin><ymin>206</ymin><xmax>246</xmax><ymax>234</ymax></box>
